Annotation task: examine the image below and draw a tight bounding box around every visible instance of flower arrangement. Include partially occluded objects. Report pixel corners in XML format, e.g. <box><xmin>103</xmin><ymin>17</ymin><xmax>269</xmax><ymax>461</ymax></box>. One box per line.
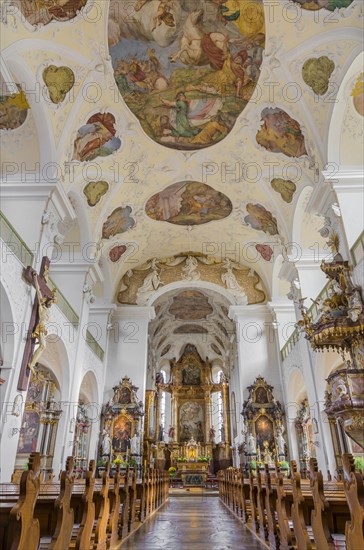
<box><xmin>354</xmin><ymin>456</ymin><xmax>364</xmax><ymax>472</ymax></box>
<box><xmin>97</xmin><ymin>459</ymin><xmax>106</xmax><ymax>467</ymax></box>
<box><xmin>168</xmin><ymin>466</ymin><xmax>177</xmax><ymax>477</ymax></box>
<box><xmin>279</xmin><ymin>460</ymin><xmax>290</xmax><ymax>470</ymax></box>
<box><xmin>177</xmin><ymin>457</ymin><xmax>187</xmax><ymax>462</ymax></box>
<box><xmin>197</xmin><ymin>456</ymin><xmax>209</xmax><ymax>462</ymax></box>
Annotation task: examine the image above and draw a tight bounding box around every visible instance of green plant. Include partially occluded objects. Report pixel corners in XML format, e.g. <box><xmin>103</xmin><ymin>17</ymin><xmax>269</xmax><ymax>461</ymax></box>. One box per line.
<box><xmin>177</xmin><ymin>457</ymin><xmax>187</xmax><ymax>462</ymax></box>
<box><xmin>129</xmin><ymin>458</ymin><xmax>137</xmax><ymax>468</ymax></box>
<box><xmin>97</xmin><ymin>460</ymin><xmax>106</xmax><ymax>467</ymax></box>
<box><xmin>197</xmin><ymin>456</ymin><xmax>209</xmax><ymax>462</ymax></box>
<box><xmin>279</xmin><ymin>460</ymin><xmax>290</xmax><ymax>470</ymax></box>
<box><xmin>249</xmin><ymin>460</ymin><xmax>257</xmax><ymax>470</ymax></box>
<box><xmin>354</xmin><ymin>456</ymin><xmax>364</xmax><ymax>472</ymax></box>
<box><xmin>168</xmin><ymin>466</ymin><xmax>177</xmax><ymax>477</ymax></box>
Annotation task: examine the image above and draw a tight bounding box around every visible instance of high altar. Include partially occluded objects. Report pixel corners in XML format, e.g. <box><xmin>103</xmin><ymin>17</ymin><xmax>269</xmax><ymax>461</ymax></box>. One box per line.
<box><xmin>144</xmin><ymin>344</ymin><xmax>232</xmax><ymax>474</ymax></box>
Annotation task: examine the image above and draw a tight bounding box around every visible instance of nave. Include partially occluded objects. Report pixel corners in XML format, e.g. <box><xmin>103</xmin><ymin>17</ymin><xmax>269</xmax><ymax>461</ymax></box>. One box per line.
<box><xmin>121</xmin><ymin>495</ymin><xmax>265</xmax><ymax>550</ymax></box>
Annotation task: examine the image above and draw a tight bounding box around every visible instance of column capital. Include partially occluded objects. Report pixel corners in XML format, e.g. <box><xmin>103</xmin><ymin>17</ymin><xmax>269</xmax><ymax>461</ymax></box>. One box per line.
<box><xmin>114</xmin><ymin>305</ymin><xmax>156</xmax><ymax>321</ymax></box>
<box><xmin>228</xmin><ymin>304</ymin><xmax>271</xmax><ymax>322</ymax></box>
<box><xmin>267</xmin><ymin>299</ymin><xmax>295</xmax><ymax>315</ymax></box>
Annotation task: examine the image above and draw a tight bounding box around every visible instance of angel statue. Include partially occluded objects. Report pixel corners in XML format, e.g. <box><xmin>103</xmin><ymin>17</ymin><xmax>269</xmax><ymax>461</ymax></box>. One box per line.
<box><xmin>136</xmin><ymin>258</ymin><xmax>163</xmax><ymax>305</ymax></box>
<box><xmin>221</xmin><ymin>259</ymin><xmax>248</xmax><ymax>305</ymax></box>
<box><xmin>182</xmin><ymin>256</ymin><xmax>201</xmax><ymax>281</ymax></box>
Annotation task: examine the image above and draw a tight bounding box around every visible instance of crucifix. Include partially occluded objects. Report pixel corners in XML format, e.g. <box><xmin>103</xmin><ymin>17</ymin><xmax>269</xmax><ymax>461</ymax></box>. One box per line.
<box><xmin>18</xmin><ymin>256</ymin><xmax>56</xmax><ymax>391</ymax></box>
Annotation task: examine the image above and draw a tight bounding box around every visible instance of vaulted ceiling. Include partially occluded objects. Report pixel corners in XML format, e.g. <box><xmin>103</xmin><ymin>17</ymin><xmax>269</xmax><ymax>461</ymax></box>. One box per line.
<box><xmin>1</xmin><ymin>0</ymin><xmax>363</xmax><ymax>305</ymax></box>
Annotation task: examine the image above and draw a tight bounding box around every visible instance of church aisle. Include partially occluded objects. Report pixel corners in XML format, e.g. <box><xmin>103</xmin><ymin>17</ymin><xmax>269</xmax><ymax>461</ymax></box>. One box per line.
<box><xmin>120</xmin><ymin>495</ymin><xmax>266</xmax><ymax>550</ymax></box>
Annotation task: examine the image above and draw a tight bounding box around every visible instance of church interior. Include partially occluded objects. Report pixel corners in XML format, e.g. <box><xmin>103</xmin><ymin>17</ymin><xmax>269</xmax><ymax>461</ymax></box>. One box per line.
<box><xmin>0</xmin><ymin>0</ymin><xmax>363</xmax><ymax>549</ymax></box>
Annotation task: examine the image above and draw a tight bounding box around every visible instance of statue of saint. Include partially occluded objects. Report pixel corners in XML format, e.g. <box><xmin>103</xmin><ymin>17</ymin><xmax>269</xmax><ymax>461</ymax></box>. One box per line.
<box><xmin>263</xmin><ymin>441</ymin><xmax>273</xmax><ymax>466</ymax></box>
<box><xmin>276</xmin><ymin>429</ymin><xmax>286</xmax><ymax>456</ymax></box>
<box><xmin>247</xmin><ymin>432</ymin><xmax>256</xmax><ymax>454</ymax></box>
<box><xmin>136</xmin><ymin>258</ymin><xmax>163</xmax><ymax>305</ymax></box>
<box><xmin>28</xmin><ymin>273</ymin><xmax>56</xmax><ymax>373</ymax></box>
<box><xmin>209</xmin><ymin>426</ymin><xmax>216</xmax><ymax>443</ymax></box>
<box><xmin>221</xmin><ymin>259</ymin><xmax>248</xmax><ymax>305</ymax></box>
<box><xmin>182</xmin><ymin>256</ymin><xmax>200</xmax><ymax>281</ymax></box>
<box><xmin>101</xmin><ymin>429</ymin><xmax>111</xmax><ymax>457</ymax></box>
<box><xmin>168</xmin><ymin>425</ymin><xmax>175</xmax><ymax>442</ymax></box>
<box><xmin>131</xmin><ymin>433</ymin><xmax>140</xmax><ymax>455</ymax></box>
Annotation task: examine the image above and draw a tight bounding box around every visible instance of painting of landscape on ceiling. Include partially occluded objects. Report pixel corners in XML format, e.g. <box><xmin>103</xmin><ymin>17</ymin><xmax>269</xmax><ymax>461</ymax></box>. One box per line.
<box><xmin>146</xmin><ymin>181</ymin><xmax>232</xmax><ymax>225</ymax></box>
<box><xmin>352</xmin><ymin>73</ymin><xmax>364</xmax><ymax>117</ymax></box>
<box><xmin>169</xmin><ymin>290</ymin><xmax>213</xmax><ymax>320</ymax></box>
<box><xmin>291</xmin><ymin>0</ymin><xmax>355</xmax><ymax>10</ymax></box>
<box><xmin>0</xmin><ymin>87</ymin><xmax>29</xmax><ymax>130</ymax></box>
<box><xmin>73</xmin><ymin>113</ymin><xmax>121</xmax><ymax>162</ymax></box>
<box><xmin>11</xmin><ymin>0</ymin><xmax>88</xmax><ymax>26</ymax></box>
<box><xmin>109</xmin><ymin>0</ymin><xmax>265</xmax><ymax>150</ymax></box>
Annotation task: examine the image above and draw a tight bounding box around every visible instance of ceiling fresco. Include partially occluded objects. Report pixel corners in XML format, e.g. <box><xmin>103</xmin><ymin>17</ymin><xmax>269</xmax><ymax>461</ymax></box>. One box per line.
<box><xmin>352</xmin><ymin>73</ymin><xmax>364</xmax><ymax>117</ymax></box>
<box><xmin>10</xmin><ymin>0</ymin><xmax>88</xmax><ymax>26</ymax></box>
<box><xmin>290</xmin><ymin>0</ymin><xmax>355</xmax><ymax>10</ymax></box>
<box><xmin>43</xmin><ymin>65</ymin><xmax>75</xmax><ymax>104</ymax></box>
<box><xmin>145</xmin><ymin>181</ymin><xmax>233</xmax><ymax>225</ymax></box>
<box><xmin>73</xmin><ymin>113</ymin><xmax>121</xmax><ymax>162</ymax></box>
<box><xmin>169</xmin><ymin>290</ymin><xmax>213</xmax><ymax>320</ymax></box>
<box><xmin>302</xmin><ymin>57</ymin><xmax>335</xmax><ymax>96</ymax></box>
<box><xmin>2</xmin><ymin>0</ymin><xmax>362</xmax><ymax>305</ymax></box>
<box><xmin>256</xmin><ymin>108</ymin><xmax>307</xmax><ymax>158</ymax></box>
<box><xmin>109</xmin><ymin>0</ymin><xmax>265</xmax><ymax>149</ymax></box>
<box><xmin>0</xmin><ymin>87</ymin><xmax>29</xmax><ymax>130</ymax></box>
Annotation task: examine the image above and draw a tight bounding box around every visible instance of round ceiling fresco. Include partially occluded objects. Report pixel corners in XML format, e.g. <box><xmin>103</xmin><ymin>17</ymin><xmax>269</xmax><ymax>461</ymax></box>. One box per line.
<box><xmin>109</xmin><ymin>0</ymin><xmax>265</xmax><ymax>150</ymax></box>
<box><xmin>145</xmin><ymin>181</ymin><xmax>232</xmax><ymax>225</ymax></box>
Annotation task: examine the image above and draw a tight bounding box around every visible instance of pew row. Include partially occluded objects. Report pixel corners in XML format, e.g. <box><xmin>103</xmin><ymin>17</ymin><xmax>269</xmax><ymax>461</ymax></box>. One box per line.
<box><xmin>0</xmin><ymin>453</ymin><xmax>169</xmax><ymax>550</ymax></box>
<box><xmin>218</xmin><ymin>453</ymin><xmax>364</xmax><ymax>550</ymax></box>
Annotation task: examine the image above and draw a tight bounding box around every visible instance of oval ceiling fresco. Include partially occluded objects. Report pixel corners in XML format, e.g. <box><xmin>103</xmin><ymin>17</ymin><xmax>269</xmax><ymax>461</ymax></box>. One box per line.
<box><xmin>290</xmin><ymin>0</ymin><xmax>355</xmax><ymax>10</ymax></box>
<box><xmin>145</xmin><ymin>181</ymin><xmax>233</xmax><ymax>225</ymax></box>
<box><xmin>109</xmin><ymin>0</ymin><xmax>265</xmax><ymax>150</ymax></box>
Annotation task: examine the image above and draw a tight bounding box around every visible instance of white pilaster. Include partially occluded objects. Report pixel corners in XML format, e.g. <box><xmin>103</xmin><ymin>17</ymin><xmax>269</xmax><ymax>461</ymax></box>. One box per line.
<box><xmin>106</xmin><ymin>306</ymin><xmax>156</xmax><ymax>403</ymax></box>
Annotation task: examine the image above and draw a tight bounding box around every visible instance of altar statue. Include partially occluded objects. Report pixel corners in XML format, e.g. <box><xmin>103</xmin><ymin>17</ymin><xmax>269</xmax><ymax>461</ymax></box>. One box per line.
<box><xmin>209</xmin><ymin>426</ymin><xmax>216</xmax><ymax>443</ymax></box>
<box><xmin>186</xmin><ymin>437</ymin><xmax>198</xmax><ymax>461</ymax></box>
<box><xmin>247</xmin><ymin>432</ymin><xmax>256</xmax><ymax>454</ymax></box>
<box><xmin>168</xmin><ymin>425</ymin><xmax>175</xmax><ymax>442</ymax></box>
<box><xmin>263</xmin><ymin>440</ymin><xmax>273</xmax><ymax>466</ymax></box>
<box><xmin>276</xmin><ymin>429</ymin><xmax>286</xmax><ymax>457</ymax></box>
<box><xmin>101</xmin><ymin>429</ymin><xmax>111</xmax><ymax>457</ymax></box>
<box><xmin>131</xmin><ymin>432</ymin><xmax>140</xmax><ymax>455</ymax></box>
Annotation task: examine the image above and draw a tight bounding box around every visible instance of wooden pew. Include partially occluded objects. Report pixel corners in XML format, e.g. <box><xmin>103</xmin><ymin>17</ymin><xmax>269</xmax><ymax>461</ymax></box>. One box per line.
<box><xmin>119</xmin><ymin>467</ymin><xmax>130</xmax><ymax>540</ymax></box>
<box><xmin>5</xmin><ymin>452</ymin><xmax>41</xmax><ymax>550</ymax></box>
<box><xmin>272</xmin><ymin>463</ymin><xmax>294</xmax><ymax>550</ymax></box>
<box><xmin>249</xmin><ymin>467</ymin><xmax>260</xmax><ymax>534</ymax></box>
<box><xmin>107</xmin><ymin>464</ymin><xmax>121</xmax><ymax>548</ymax></box>
<box><xmin>342</xmin><ymin>453</ymin><xmax>364</xmax><ymax>550</ymax></box>
<box><xmin>263</xmin><ymin>465</ymin><xmax>280</xmax><ymax>550</ymax></box>
<box><xmin>74</xmin><ymin>459</ymin><xmax>96</xmax><ymax>550</ymax></box>
<box><xmin>49</xmin><ymin>456</ymin><xmax>75</xmax><ymax>550</ymax></box>
<box><xmin>256</xmin><ymin>468</ymin><xmax>268</xmax><ymax>542</ymax></box>
<box><xmin>94</xmin><ymin>462</ymin><xmax>110</xmax><ymax>550</ymax></box>
<box><xmin>290</xmin><ymin>460</ymin><xmax>315</xmax><ymax>550</ymax></box>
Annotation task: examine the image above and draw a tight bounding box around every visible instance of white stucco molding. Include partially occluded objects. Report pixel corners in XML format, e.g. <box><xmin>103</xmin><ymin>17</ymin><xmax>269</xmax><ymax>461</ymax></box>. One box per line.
<box><xmin>113</xmin><ymin>305</ymin><xmax>156</xmax><ymax>322</ymax></box>
<box><xmin>228</xmin><ymin>304</ymin><xmax>271</xmax><ymax>322</ymax></box>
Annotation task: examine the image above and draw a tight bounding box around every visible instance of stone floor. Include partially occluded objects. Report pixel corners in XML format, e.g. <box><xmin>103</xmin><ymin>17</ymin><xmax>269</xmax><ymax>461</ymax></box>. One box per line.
<box><xmin>120</xmin><ymin>495</ymin><xmax>266</xmax><ymax>549</ymax></box>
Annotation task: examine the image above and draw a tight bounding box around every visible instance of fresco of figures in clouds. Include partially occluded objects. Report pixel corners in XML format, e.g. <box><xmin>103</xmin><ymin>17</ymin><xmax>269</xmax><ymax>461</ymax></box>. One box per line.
<box><xmin>73</xmin><ymin>113</ymin><xmax>121</xmax><ymax>162</ymax></box>
<box><xmin>109</xmin><ymin>0</ymin><xmax>265</xmax><ymax>150</ymax></box>
<box><xmin>256</xmin><ymin>108</ymin><xmax>307</xmax><ymax>158</ymax></box>
<box><xmin>145</xmin><ymin>181</ymin><xmax>232</xmax><ymax>226</ymax></box>
<box><xmin>10</xmin><ymin>0</ymin><xmax>88</xmax><ymax>26</ymax></box>
<box><xmin>0</xmin><ymin>87</ymin><xmax>29</xmax><ymax>130</ymax></box>
<box><xmin>291</xmin><ymin>0</ymin><xmax>355</xmax><ymax>11</ymax></box>
<box><xmin>352</xmin><ymin>73</ymin><xmax>364</xmax><ymax>117</ymax></box>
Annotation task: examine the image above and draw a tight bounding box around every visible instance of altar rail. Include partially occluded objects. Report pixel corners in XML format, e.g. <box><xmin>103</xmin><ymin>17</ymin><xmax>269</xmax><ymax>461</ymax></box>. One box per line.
<box><xmin>218</xmin><ymin>454</ymin><xmax>364</xmax><ymax>550</ymax></box>
<box><xmin>0</xmin><ymin>453</ymin><xmax>169</xmax><ymax>550</ymax></box>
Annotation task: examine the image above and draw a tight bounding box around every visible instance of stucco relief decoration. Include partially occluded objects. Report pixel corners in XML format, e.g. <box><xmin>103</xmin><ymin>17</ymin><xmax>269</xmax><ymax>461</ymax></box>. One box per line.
<box><xmin>243</xmin><ymin>203</ymin><xmax>279</xmax><ymax>236</ymax></box>
<box><xmin>117</xmin><ymin>254</ymin><xmax>266</xmax><ymax>305</ymax></box>
<box><xmin>73</xmin><ymin>113</ymin><xmax>121</xmax><ymax>162</ymax></box>
<box><xmin>43</xmin><ymin>65</ymin><xmax>75</xmax><ymax>104</ymax></box>
<box><xmin>0</xmin><ymin>86</ymin><xmax>29</xmax><ymax>130</ymax></box>
<box><xmin>302</xmin><ymin>56</ymin><xmax>335</xmax><ymax>96</ymax></box>
<box><xmin>290</xmin><ymin>0</ymin><xmax>355</xmax><ymax>11</ymax></box>
<box><xmin>270</xmin><ymin>178</ymin><xmax>296</xmax><ymax>203</ymax></box>
<box><xmin>255</xmin><ymin>244</ymin><xmax>273</xmax><ymax>262</ymax></box>
<box><xmin>108</xmin><ymin>0</ymin><xmax>265</xmax><ymax>150</ymax></box>
<box><xmin>10</xmin><ymin>0</ymin><xmax>88</xmax><ymax>26</ymax></box>
<box><xmin>102</xmin><ymin>206</ymin><xmax>136</xmax><ymax>239</ymax></box>
<box><xmin>83</xmin><ymin>181</ymin><xmax>109</xmax><ymax>207</ymax></box>
<box><xmin>256</xmin><ymin>108</ymin><xmax>307</xmax><ymax>158</ymax></box>
<box><xmin>351</xmin><ymin>73</ymin><xmax>364</xmax><ymax>117</ymax></box>
<box><xmin>145</xmin><ymin>181</ymin><xmax>232</xmax><ymax>225</ymax></box>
